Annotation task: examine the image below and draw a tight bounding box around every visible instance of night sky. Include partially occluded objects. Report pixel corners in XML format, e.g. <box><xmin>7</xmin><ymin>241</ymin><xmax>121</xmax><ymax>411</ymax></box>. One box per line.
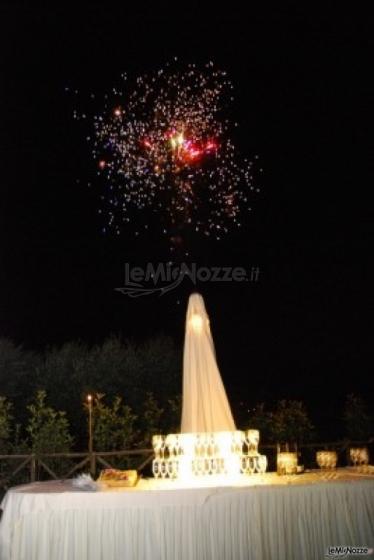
<box><xmin>0</xmin><ymin>6</ymin><xmax>372</xmax><ymax>429</ymax></box>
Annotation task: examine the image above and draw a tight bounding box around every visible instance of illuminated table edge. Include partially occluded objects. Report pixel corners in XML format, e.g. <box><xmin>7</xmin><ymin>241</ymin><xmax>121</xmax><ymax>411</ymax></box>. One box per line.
<box><xmin>3</xmin><ymin>467</ymin><xmax>374</xmax><ymax>498</ymax></box>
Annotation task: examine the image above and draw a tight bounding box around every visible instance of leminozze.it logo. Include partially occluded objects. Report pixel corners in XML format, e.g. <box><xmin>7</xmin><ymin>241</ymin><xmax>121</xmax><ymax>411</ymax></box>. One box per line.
<box><xmin>326</xmin><ymin>546</ymin><xmax>373</xmax><ymax>558</ymax></box>
<box><xmin>115</xmin><ymin>262</ymin><xmax>260</xmax><ymax>297</ymax></box>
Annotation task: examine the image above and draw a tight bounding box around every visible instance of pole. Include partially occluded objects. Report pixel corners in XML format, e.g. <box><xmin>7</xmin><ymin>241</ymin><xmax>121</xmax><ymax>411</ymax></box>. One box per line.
<box><xmin>87</xmin><ymin>395</ymin><xmax>95</xmax><ymax>477</ymax></box>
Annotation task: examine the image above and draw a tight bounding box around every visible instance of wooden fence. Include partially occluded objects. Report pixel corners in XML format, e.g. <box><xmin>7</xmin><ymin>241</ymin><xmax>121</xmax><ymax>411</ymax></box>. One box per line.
<box><xmin>0</xmin><ymin>449</ymin><xmax>154</xmax><ymax>492</ymax></box>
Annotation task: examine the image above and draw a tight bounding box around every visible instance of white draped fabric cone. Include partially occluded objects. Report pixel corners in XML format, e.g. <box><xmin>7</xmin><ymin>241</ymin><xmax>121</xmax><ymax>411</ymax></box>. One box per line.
<box><xmin>181</xmin><ymin>293</ymin><xmax>236</xmax><ymax>432</ymax></box>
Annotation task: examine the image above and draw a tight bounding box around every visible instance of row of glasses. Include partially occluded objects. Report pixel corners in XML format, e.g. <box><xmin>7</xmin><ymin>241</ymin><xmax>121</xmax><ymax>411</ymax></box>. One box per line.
<box><xmin>153</xmin><ymin>434</ymin><xmax>183</xmax><ymax>459</ymax></box>
<box><xmin>240</xmin><ymin>455</ymin><xmax>267</xmax><ymax>475</ymax></box>
<box><xmin>194</xmin><ymin>433</ymin><xmax>221</xmax><ymax>458</ymax></box>
<box><xmin>192</xmin><ymin>457</ymin><xmax>226</xmax><ymax>476</ymax></box>
<box><xmin>152</xmin><ymin>458</ymin><xmax>179</xmax><ymax>479</ymax></box>
<box><xmin>152</xmin><ymin>431</ymin><xmax>268</xmax><ymax>480</ymax></box>
<box><xmin>165</xmin><ymin>434</ymin><xmax>182</xmax><ymax>457</ymax></box>
<box><xmin>194</xmin><ymin>433</ymin><xmax>209</xmax><ymax>457</ymax></box>
<box><xmin>154</xmin><ymin>431</ymin><xmax>261</xmax><ymax>458</ymax></box>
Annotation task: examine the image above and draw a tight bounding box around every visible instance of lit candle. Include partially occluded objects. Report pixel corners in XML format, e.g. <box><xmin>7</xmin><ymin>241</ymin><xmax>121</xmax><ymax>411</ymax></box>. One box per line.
<box><xmin>316</xmin><ymin>451</ymin><xmax>337</xmax><ymax>469</ymax></box>
<box><xmin>86</xmin><ymin>394</ymin><xmax>94</xmax><ymax>475</ymax></box>
<box><xmin>349</xmin><ymin>447</ymin><xmax>369</xmax><ymax>466</ymax></box>
<box><xmin>277</xmin><ymin>452</ymin><xmax>298</xmax><ymax>475</ymax></box>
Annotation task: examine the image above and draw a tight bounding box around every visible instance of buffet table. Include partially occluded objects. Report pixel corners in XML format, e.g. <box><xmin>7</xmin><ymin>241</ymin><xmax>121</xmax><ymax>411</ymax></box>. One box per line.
<box><xmin>1</xmin><ymin>469</ymin><xmax>373</xmax><ymax>560</ymax></box>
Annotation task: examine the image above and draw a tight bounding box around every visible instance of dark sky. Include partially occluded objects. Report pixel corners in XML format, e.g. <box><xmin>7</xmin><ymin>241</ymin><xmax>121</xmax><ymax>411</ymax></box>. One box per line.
<box><xmin>0</xmin><ymin>6</ymin><xmax>372</xmax><ymax>426</ymax></box>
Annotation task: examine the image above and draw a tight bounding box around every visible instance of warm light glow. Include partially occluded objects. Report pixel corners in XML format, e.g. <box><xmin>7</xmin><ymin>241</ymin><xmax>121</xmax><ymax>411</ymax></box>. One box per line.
<box><xmin>87</xmin><ymin>394</ymin><xmax>92</xmax><ymax>403</ymax></box>
<box><xmin>246</xmin><ymin>429</ymin><xmax>260</xmax><ymax>455</ymax></box>
<box><xmin>277</xmin><ymin>452</ymin><xmax>298</xmax><ymax>475</ymax></box>
<box><xmin>316</xmin><ymin>451</ymin><xmax>337</xmax><ymax>469</ymax></box>
<box><xmin>152</xmin><ymin>430</ymin><xmax>267</xmax><ymax>482</ymax></box>
<box><xmin>350</xmin><ymin>447</ymin><xmax>369</xmax><ymax>466</ymax></box>
<box><xmin>189</xmin><ymin>313</ymin><xmax>204</xmax><ymax>333</ymax></box>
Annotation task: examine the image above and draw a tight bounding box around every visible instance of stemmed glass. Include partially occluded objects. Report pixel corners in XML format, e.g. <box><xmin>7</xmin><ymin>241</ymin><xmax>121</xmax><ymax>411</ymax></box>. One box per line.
<box><xmin>152</xmin><ymin>435</ymin><xmax>163</xmax><ymax>460</ymax></box>
<box><xmin>202</xmin><ymin>434</ymin><xmax>209</xmax><ymax>458</ymax></box>
<box><xmin>160</xmin><ymin>460</ymin><xmax>168</xmax><ymax>479</ymax></box>
<box><xmin>166</xmin><ymin>434</ymin><xmax>176</xmax><ymax>457</ymax></box>
<box><xmin>167</xmin><ymin>459</ymin><xmax>178</xmax><ymax>479</ymax></box>
<box><xmin>240</xmin><ymin>456</ymin><xmax>247</xmax><ymax>474</ymax></box>
<box><xmin>196</xmin><ymin>458</ymin><xmax>204</xmax><ymax>477</ymax></box>
<box><xmin>195</xmin><ymin>434</ymin><xmax>202</xmax><ymax>457</ymax></box>
<box><xmin>247</xmin><ymin>457</ymin><xmax>256</xmax><ymax>475</ymax></box>
<box><xmin>174</xmin><ymin>435</ymin><xmax>181</xmax><ymax>457</ymax></box>
<box><xmin>152</xmin><ymin>460</ymin><xmax>160</xmax><ymax>479</ymax></box>
<box><xmin>256</xmin><ymin>455</ymin><xmax>267</xmax><ymax>474</ymax></box>
<box><xmin>208</xmin><ymin>433</ymin><xmax>215</xmax><ymax>457</ymax></box>
<box><xmin>160</xmin><ymin>436</ymin><xmax>166</xmax><ymax>460</ymax></box>
<box><xmin>246</xmin><ymin>430</ymin><xmax>260</xmax><ymax>456</ymax></box>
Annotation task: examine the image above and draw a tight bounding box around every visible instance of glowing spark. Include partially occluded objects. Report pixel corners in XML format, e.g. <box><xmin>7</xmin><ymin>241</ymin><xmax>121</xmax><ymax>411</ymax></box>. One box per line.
<box><xmin>77</xmin><ymin>61</ymin><xmax>259</xmax><ymax>242</ymax></box>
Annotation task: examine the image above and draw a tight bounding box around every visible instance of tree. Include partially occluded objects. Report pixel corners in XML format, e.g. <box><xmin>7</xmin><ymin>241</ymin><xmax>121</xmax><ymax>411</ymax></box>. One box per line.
<box><xmin>91</xmin><ymin>394</ymin><xmax>137</xmax><ymax>452</ymax></box>
<box><xmin>26</xmin><ymin>390</ymin><xmax>73</xmax><ymax>454</ymax></box>
<box><xmin>34</xmin><ymin>341</ymin><xmax>91</xmax><ymax>447</ymax></box>
<box><xmin>0</xmin><ymin>335</ymin><xmax>183</xmax><ymax>451</ymax></box>
<box><xmin>246</xmin><ymin>403</ymin><xmax>272</xmax><ymax>443</ymax></box>
<box><xmin>164</xmin><ymin>394</ymin><xmax>182</xmax><ymax>434</ymax></box>
<box><xmin>138</xmin><ymin>392</ymin><xmax>164</xmax><ymax>447</ymax></box>
<box><xmin>137</xmin><ymin>336</ymin><xmax>181</xmax><ymax>405</ymax></box>
<box><xmin>31</xmin><ymin>335</ymin><xmax>181</xmax><ymax>449</ymax></box>
<box><xmin>0</xmin><ymin>339</ymin><xmax>38</xmax><ymax>425</ymax></box>
<box><xmin>344</xmin><ymin>394</ymin><xmax>373</xmax><ymax>441</ymax></box>
<box><xmin>268</xmin><ymin>400</ymin><xmax>314</xmax><ymax>445</ymax></box>
<box><xmin>0</xmin><ymin>396</ymin><xmax>13</xmax><ymax>454</ymax></box>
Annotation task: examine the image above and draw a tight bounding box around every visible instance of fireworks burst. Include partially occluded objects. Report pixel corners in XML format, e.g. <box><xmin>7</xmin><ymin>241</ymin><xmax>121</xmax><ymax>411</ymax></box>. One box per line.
<box><xmin>73</xmin><ymin>61</ymin><xmax>259</xmax><ymax>244</ymax></box>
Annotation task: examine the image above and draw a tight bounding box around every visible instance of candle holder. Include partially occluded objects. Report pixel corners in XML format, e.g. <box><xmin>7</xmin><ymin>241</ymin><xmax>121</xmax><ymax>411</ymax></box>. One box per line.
<box><xmin>349</xmin><ymin>447</ymin><xmax>369</xmax><ymax>467</ymax></box>
<box><xmin>316</xmin><ymin>450</ymin><xmax>337</xmax><ymax>470</ymax></box>
<box><xmin>277</xmin><ymin>452</ymin><xmax>298</xmax><ymax>475</ymax></box>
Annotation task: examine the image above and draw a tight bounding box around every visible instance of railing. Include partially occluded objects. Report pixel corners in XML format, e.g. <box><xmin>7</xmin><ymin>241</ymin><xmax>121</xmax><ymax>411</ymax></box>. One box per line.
<box><xmin>0</xmin><ymin>449</ymin><xmax>154</xmax><ymax>493</ymax></box>
<box><xmin>0</xmin><ymin>439</ymin><xmax>371</xmax><ymax>493</ymax></box>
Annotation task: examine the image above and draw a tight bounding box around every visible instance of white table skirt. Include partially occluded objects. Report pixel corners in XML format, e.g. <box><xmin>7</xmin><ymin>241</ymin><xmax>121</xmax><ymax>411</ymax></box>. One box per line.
<box><xmin>1</xmin><ymin>470</ymin><xmax>373</xmax><ymax>560</ymax></box>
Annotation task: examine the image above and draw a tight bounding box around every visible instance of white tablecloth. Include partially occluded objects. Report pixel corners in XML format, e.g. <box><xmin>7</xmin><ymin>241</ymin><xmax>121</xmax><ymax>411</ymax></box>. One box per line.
<box><xmin>1</xmin><ymin>470</ymin><xmax>373</xmax><ymax>560</ymax></box>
